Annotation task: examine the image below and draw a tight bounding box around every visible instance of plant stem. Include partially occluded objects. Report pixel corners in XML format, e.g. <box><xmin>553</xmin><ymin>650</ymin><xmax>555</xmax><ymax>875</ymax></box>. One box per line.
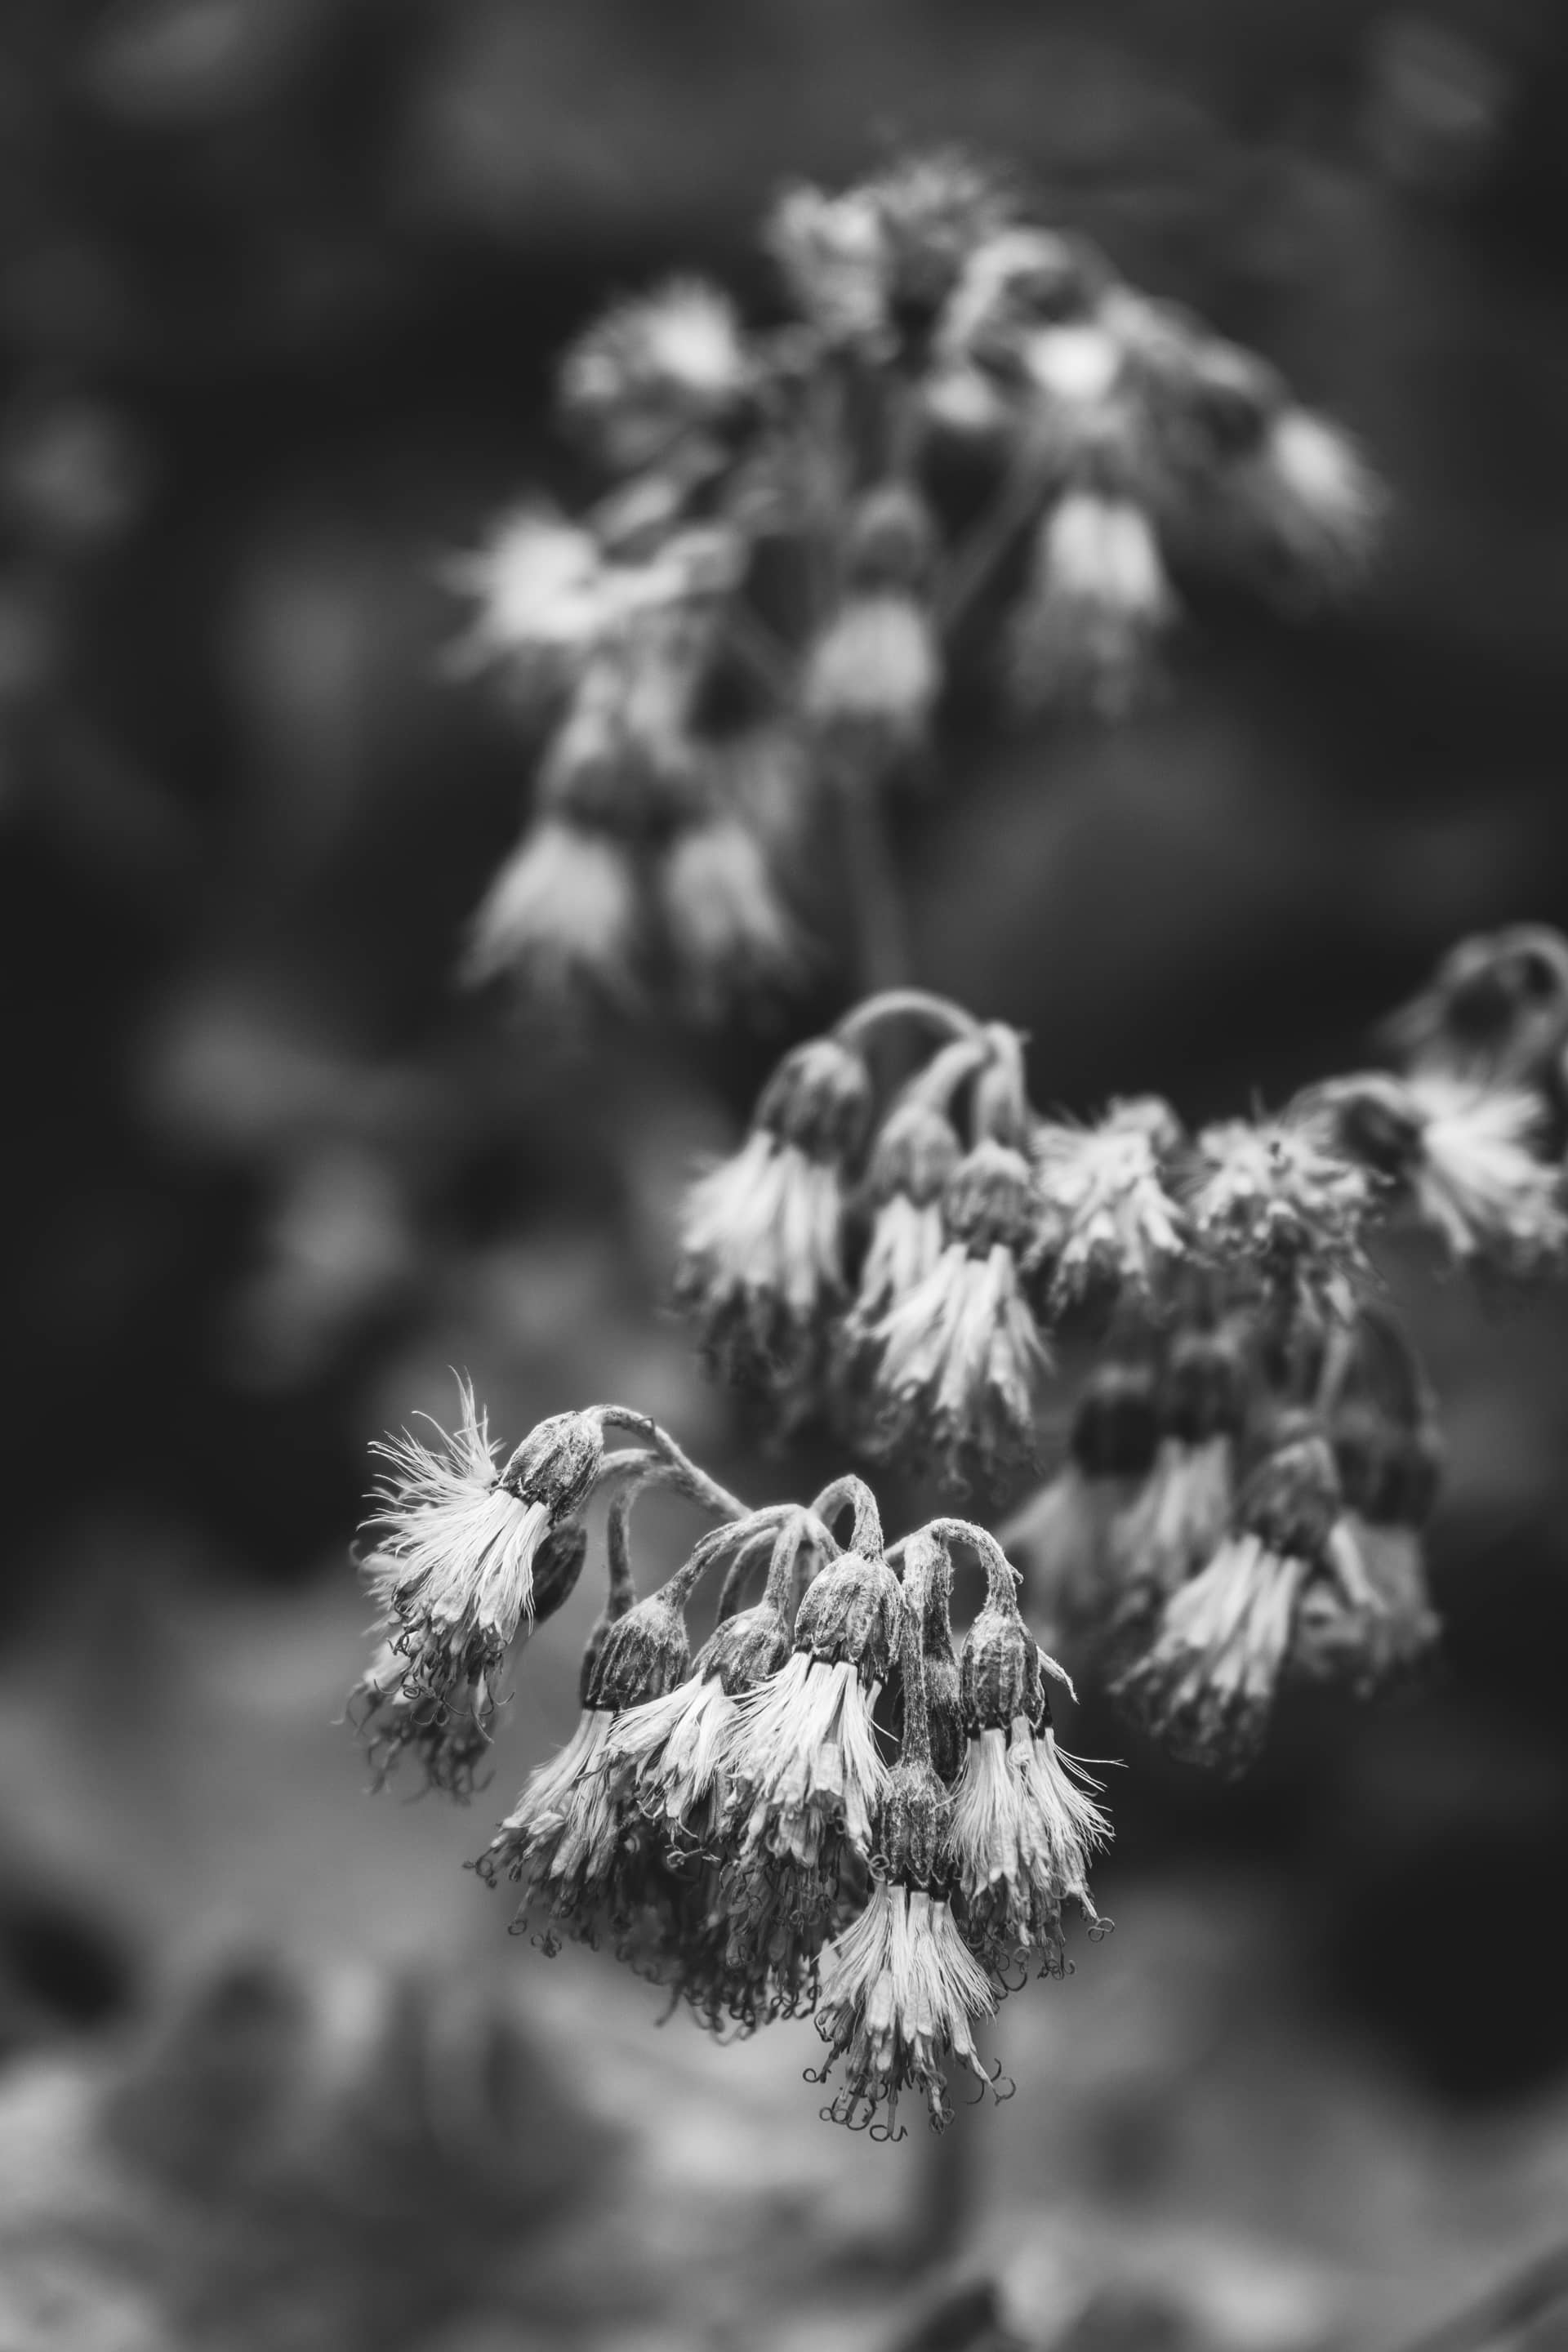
<box><xmin>836</xmin><ymin>755</ymin><xmax>915</xmax><ymax>996</ymax></box>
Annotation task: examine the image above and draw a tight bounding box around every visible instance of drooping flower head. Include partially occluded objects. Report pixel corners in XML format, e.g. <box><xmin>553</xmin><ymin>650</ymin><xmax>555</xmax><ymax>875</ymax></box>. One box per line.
<box><xmin>1031</xmin><ymin>1096</ymin><xmax>1187</xmax><ymax>1320</ymax></box>
<box><xmin>474</xmin><ymin>1528</ymin><xmax>693</xmax><ymax>1953</ymax></box>
<box><xmin>1294</xmin><ymin>1398</ymin><xmax>1444</xmax><ymax>1693</ymax></box>
<box><xmin>1381</xmin><ymin>924</ymin><xmax>1568</xmax><ymax>1091</ymax></box>
<box><xmin>1315</xmin><ymin>1070</ymin><xmax>1566</xmax><ymax>1275</ymax></box>
<box><xmin>804</xmin><ymin>488</ymin><xmax>942</xmax><ymax>777</ymax></box>
<box><xmin>461</xmin><ymin>818</ymin><xmax>644</xmax><ymax>1004</ymax></box>
<box><xmin>1111</xmin><ymin>1321</ymin><xmax>1251</xmax><ymax>1619</ymax></box>
<box><xmin>365</xmin><ymin>1393</ymin><xmax>604</xmax><ymax>1713</ymax></box>
<box><xmin>559</xmin><ymin>278</ymin><xmax>754</xmax><ymax>470</ymax></box>
<box><xmin>810</xmin><ymin>1531</ymin><xmax>998</xmax><ymax>2136</ymax></box>
<box><xmin>1187</xmin><ymin>1111</ymin><xmax>1373</xmax><ymax>1312</ymax></box>
<box><xmin>1000</xmin><ymin>1360</ymin><xmax>1158</xmax><ymax>1669</ymax></box>
<box><xmin>1111</xmin><ymin>1419</ymin><xmax>1366</xmax><ymax>1774</ymax></box>
<box><xmin>599</xmin><ymin>1510</ymin><xmax>804</xmax><ymax>1851</ymax></box>
<box><xmin>942</xmin><ymin>1526</ymin><xmax>1109</xmax><ymax>1982</ymax></box>
<box><xmin>836</xmin><ymin>1047</ymin><xmax>975</xmax><ymax>1390</ymax></box>
<box><xmin>676</xmin><ymin>1033</ymin><xmax>874</xmax><ymax>1405</ymax></box>
<box><xmin>1008</xmin><ymin>487</ymin><xmax>1174</xmax><ymax>715</ymax></box>
<box><xmin>870</xmin><ymin>1133</ymin><xmax>1049</xmax><ymax>1486</ymax></box>
<box><xmin>350</xmin><ymin>1518</ymin><xmax>588</xmax><ymax>1795</ymax></box>
<box><xmin>657</xmin><ymin>808</ymin><xmax>806</xmax><ymax>1022</ymax></box>
<box><xmin>439</xmin><ymin>503</ymin><xmax>606</xmax><ymax>698</ymax></box>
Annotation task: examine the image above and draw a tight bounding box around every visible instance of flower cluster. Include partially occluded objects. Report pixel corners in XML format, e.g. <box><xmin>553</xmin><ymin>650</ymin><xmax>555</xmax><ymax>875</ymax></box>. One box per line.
<box><xmin>679</xmin><ymin>924</ymin><xmax>1568</xmax><ymax>1768</ymax></box>
<box><xmin>350</xmin><ymin>1399</ymin><xmax>1108</xmax><ymax>2136</ymax></box>
<box><xmin>443</xmin><ymin>148</ymin><xmax>1382</xmax><ymax>1019</ymax></box>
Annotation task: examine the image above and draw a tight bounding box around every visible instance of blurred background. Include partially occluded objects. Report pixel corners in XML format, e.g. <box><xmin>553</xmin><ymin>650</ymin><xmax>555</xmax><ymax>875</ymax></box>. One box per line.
<box><xmin>5</xmin><ymin>2</ymin><xmax>1568</xmax><ymax>2346</ymax></box>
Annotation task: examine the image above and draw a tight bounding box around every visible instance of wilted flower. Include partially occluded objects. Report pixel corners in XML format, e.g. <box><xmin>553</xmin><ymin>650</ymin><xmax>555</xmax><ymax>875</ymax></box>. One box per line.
<box><xmin>938</xmin><ymin>226</ymin><xmax>1111</xmax><ymax>372</ymax></box>
<box><xmin>677</xmin><ymin>1033</ymin><xmax>873</xmax><ymax>1398</ymax></box>
<box><xmin>803</xmin><ymin>590</ymin><xmax>941</xmax><ymax>766</ymax></box>
<box><xmin>1008</xmin><ymin>488</ymin><xmax>1174</xmax><ymax>714</ymax></box>
<box><xmin>351</xmin><ymin>1521</ymin><xmax>588</xmax><ymax>1794</ymax></box>
<box><xmin>601</xmin><ymin>1517</ymin><xmax>801</xmax><ymax>1846</ymax></box>
<box><xmin>657</xmin><ymin>810</ymin><xmax>806</xmax><ymax>1019</ymax></box>
<box><xmin>1318</xmin><ymin>1070</ymin><xmax>1566</xmax><ymax>1273</ymax></box>
<box><xmin>867</xmin><ymin>147</ymin><xmax>1017</xmax><ymax>332</ymax></box>
<box><xmin>1222</xmin><ymin>407</ymin><xmax>1385</xmax><ymax>597</ymax></box>
<box><xmin>1112</xmin><ymin>1327</ymin><xmax>1249</xmax><ymax>1617</ymax></box>
<box><xmin>1187</xmin><ymin>1112</ymin><xmax>1372</xmax><ymax>1304</ymax></box>
<box><xmin>871</xmin><ymin>1137</ymin><xmax>1049</xmax><ymax>1484</ymax></box>
<box><xmin>366</xmin><ymin>1394</ymin><xmax>603</xmax><ymax>1710</ymax></box>
<box><xmin>1382</xmin><ymin>924</ymin><xmax>1568</xmax><ymax>1089</ymax></box>
<box><xmin>764</xmin><ymin>180</ymin><xmax>890</xmax><ymax>345</ymax></box>
<box><xmin>474</xmin><ymin>1579</ymin><xmax>691</xmax><ymax>1950</ymax></box>
<box><xmin>838</xmin><ymin>1088</ymin><xmax>966</xmax><ymax>1381</ymax></box>
<box><xmin>811</xmin><ymin>1874</ymin><xmax>995</xmax><ymax>2136</ymax></box>
<box><xmin>1032</xmin><ymin>1096</ymin><xmax>1187</xmax><ymax>1313</ymax></box>
<box><xmin>946</xmin><ymin>1543</ymin><xmax>1108</xmax><ymax>1981</ymax></box>
<box><xmin>439</xmin><ymin>503</ymin><xmax>605</xmax><ymax>695</ymax></box>
<box><xmin>559</xmin><ymin>278</ymin><xmax>753</xmax><ymax>468</ymax></box>
<box><xmin>1295</xmin><ymin>1402</ymin><xmax>1443</xmax><ymax>1691</ymax></box>
<box><xmin>1001</xmin><ymin>1361</ymin><xmax>1158</xmax><ymax>1665</ymax></box>
<box><xmin>1111</xmin><ymin>1422</ymin><xmax>1368</xmax><ymax>1773</ymax></box>
<box><xmin>461</xmin><ymin>819</ymin><xmax>643</xmax><ymax>1004</ymax></box>
<box><xmin>810</xmin><ymin>1532</ymin><xmax>998</xmax><ymax>2134</ymax></box>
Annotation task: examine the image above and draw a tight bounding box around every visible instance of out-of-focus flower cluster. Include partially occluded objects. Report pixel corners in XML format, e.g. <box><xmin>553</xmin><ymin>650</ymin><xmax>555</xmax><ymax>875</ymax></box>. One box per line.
<box><xmin>350</xmin><ymin>1393</ymin><xmax>1107</xmax><ymax>2139</ymax></box>
<box><xmin>443</xmin><ymin>148</ymin><xmax>1383</xmax><ymax>1019</ymax></box>
<box><xmin>677</xmin><ymin>924</ymin><xmax>1568</xmax><ymax>1771</ymax></box>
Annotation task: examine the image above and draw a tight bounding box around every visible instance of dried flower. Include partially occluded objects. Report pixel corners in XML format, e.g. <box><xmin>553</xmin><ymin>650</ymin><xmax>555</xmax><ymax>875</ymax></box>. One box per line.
<box><xmin>461</xmin><ymin>818</ymin><xmax>644</xmax><ymax>1004</ymax></box>
<box><xmin>350</xmin><ymin>1519</ymin><xmax>587</xmax><ymax>1795</ymax></box>
<box><xmin>1319</xmin><ymin>1071</ymin><xmax>1566</xmax><ymax>1273</ymax></box>
<box><xmin>838</xmin><ymin>1091</ymin><xmax>964</xmax><ymax>1383</ymax></box>
<box><xmin>871</xmin><ymin>1137</ymin><xmax>1049</xmax><ymax>1484</ymax></box>
<box><xmin>947</xmin><ymin>1554</ymin><xmax>1108</xmax><ymax>1981</ymax></box>
<box><xmin>677</xmin><ymin>1034</ymin><xmax>873</xmax><ymax>1397</ymax></box>
<box><xmin>803</xmin><ymin>590</ymin><xmax>941</xmax><ymax>764</ymax></box>
<box><xmin>560</xmin><ymin>278</ymin><xmax>752</xmax><ymax>469</ymax></box>
<box><xmin>364</xmin><ymin>1393</ymin><xmax>603</xmax><ymax>1713</ymax></box>
<box><xmin>1187</xmin><ymin>1113</ymin><xmax>1372</xmax><ymax>1306</ymax></box>
<box><xmin>1001</xmin><ymin>1362</ymin><xmax>1158</xmax><ymax>1664</ymax></box>
<box><xmin>1382</xmin><ymin>924</ymin><xmax>1568</xmax><ymax>1089</ymax></box>
<box><xmin>1221</xmin><ymin>408</ymin><xmax>1385</xmax><ymax>597</ymax></box>
<box><xmin>1032</xmin><ymin>1097</ymin><xmax>1187</xmax><ymax>1314</ymax></box>
<box><xmin>1009</xmin><ymin>490</ymin><xmax>1174</xmax><ymax>714</ymax></box>
<box><xmin>810</xmin><ymin>1531</ymin><xmax>998</xmax><ymax>2135</ymax></box>
<box><xmin>764</xmin><ymin>180</ymin><xmax>890</xmax><ymax>346</ymax></box>
<box><xmin>657</xmin><ymin>811</ymin><xmax>806</xmax><ymax>1019</ymax></box>
<box><xmin>811</xmin><ymin>1877</ymin><xmax>995</xmax><ymax>2136</ymax></box>
<box><xmin>1295</xmin><ymin>1403</ymin><xmax>1443</xmax><ymax>1690</ymax></box>
<box><xmin>474</xmin><ymin>1580</ymin><xmax>690</xmax><ymax>1950</ymax></box>
<box><xmin>1111</xmin><ymin>1422</ymin><xmax>1365</xmax><ymax>1773</ymax></box>
<box><xmin>1112</xmin><ymin>1328</ymin><xmax>1249</xmax><ymax>1619</ymax></box>
<box><xmin>440</xmin><ymin>503</ymin><xmax>607</xmax><ymax>700</ymax></box>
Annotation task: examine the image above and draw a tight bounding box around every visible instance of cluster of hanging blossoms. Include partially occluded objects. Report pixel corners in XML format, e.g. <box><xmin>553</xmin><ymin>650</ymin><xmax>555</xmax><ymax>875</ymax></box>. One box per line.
<box><xmin>443</xmin><ymin>146</ymin><xmax>1381</xmax><ymax>1018</ymax></box>
<box><xmin>352</xmin><ymin>1402</ymin><xmax>1105</xmax><ymax>2137</ymax></box>
<box><xmin>677</xmin><ymin>922</ymin><xmax>1568</xmax><ymax>1773</ymax></box>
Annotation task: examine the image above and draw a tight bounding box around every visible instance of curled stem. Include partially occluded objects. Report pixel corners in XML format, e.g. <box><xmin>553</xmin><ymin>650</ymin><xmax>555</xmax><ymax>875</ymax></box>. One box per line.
<box><xmin>832</xmin><ymin>990</ymin><xmax>985</xmax><ymax>1054</ymax></box>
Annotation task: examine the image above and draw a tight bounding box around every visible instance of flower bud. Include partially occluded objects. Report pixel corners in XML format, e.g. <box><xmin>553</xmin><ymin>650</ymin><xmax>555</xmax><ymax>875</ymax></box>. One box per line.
<box><xmin>583</xmin><ymin>1589</ymin><xmax>691</xmax><ymax>1713</ymax></box>
<box><xmin>501</xmin><ymin>1410</ymin><xmax>604</xmax><ymax>1516</ymax></box>
<box><xmin>865</xmin><ymin>1098</ymin><xmax>962</xmax><ymax>1208</ymax></box>
<box><xmin>960</xmin><ymin>1600</ymin><xmax>1040</xmax><ymax>1735</ymax></box>
<box><xmin>1237</xmin><ymin>1423</ymin><xmax>1343</xmax><ymax>1567</ymax></box>
<box><xmin>529</xmin><ymin>1519</ymin><xmax>589</xmax><ymax>1629</ymax></box>
<box><xmin>695</xmin><ymin>1599</ymin><xmax>792</xmax><ymax>1696</ymax></box>
<box><xmin>756</xmin><ymin>1036</ymin><xmax>875</xmax><ymax>1163</ymax></box>
<box><xmin>795</xmin><ymin>1551</ymin><xmax>902</xmax><ymax>1685</ymax></box>
<box><xmin>944</xmin><ymin>1138</ymin><xmax>1037</xmax><ymax>1257</ymax></box>
<box><xmin>878</xmin><ymin>1755</ymin><xmax>951</xmax><ymax>1886</ymax></box>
